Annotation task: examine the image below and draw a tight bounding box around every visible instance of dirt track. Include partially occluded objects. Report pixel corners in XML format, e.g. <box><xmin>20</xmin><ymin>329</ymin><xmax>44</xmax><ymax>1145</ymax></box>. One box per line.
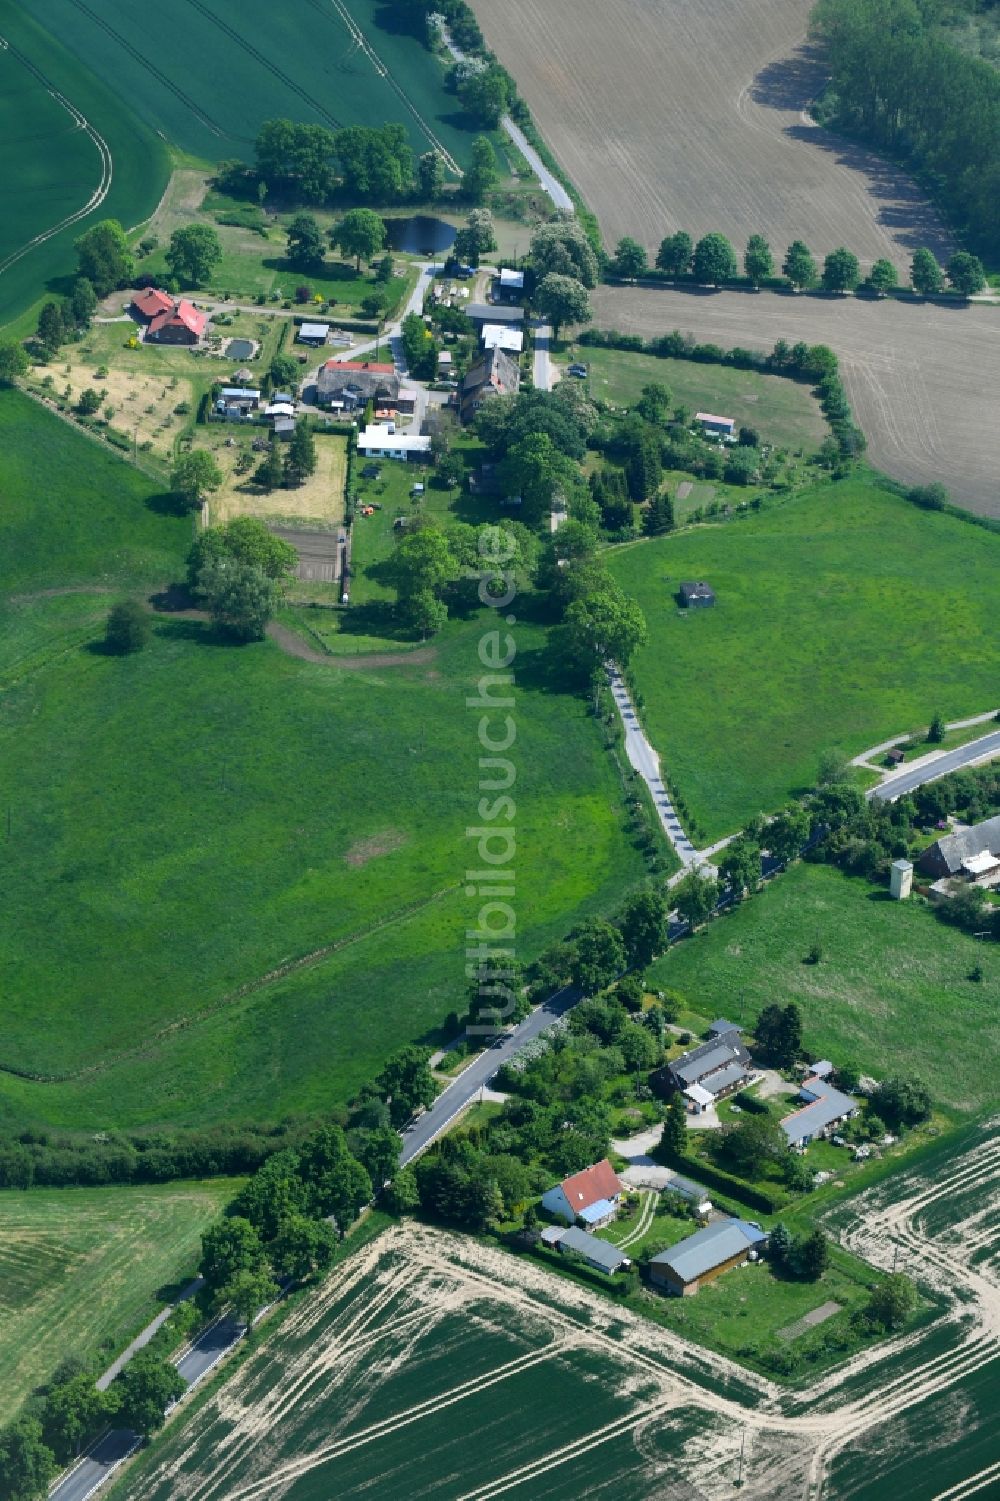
<box><xmin>471</xmin><ymin>0</ymin><xmax>951</xmax><ymax>267</ymax></box>
<box><xmin>591</xmin><ymin>286</ymin><xmax>1000</xmax><ymax>515</ymax></box>
<box><xmin>265</xmin><ymin>622</ymin><xmax>436</xmax><ymax>669</ymax></box>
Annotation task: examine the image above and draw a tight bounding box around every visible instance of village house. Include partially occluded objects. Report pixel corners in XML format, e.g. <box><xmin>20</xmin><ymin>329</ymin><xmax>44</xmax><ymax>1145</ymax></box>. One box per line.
<box><xmin>666</xmin><ymin>1024</ymin><xmax>754</xmax><ymax>1113</ymax></box>
<box><xmin>146</xmin><ymin>298</ymin><xmax>206</xmax><ymax>345</ymax></box>
<box><xmin>356</xmin><ymin>423</ymin><xmax>431</xmax><ymax>461</ymax></box>
<box><xmin>541</xmin><ymin>1159</ymin><xmax>623</xmax><ymax>1228</ymax></box>
<box><xmin>780</xmin><ymin>1075</ymin><xmax>858</xmax><ymax>1150</ymax></box>
<box><xmin>316</xmin><ymin>359</ymin><xmax>400</xmax><ymax>413</ymax></box>
<box><xmin>466</xmin><ymin>303</ymin><xmax>526</xmax><ymax>331</ymax></box>
<box><xmin>482</xmin><ymin>323</ymin><xmax>525</xmax><ymax>354</ymax></box>
<box><xmin>541</xmin><ymin>1225</ymin><xmax>631</xmax><ymax>1275</ymax></box>
<box><xmin>495</xmin><ymin>267</ymin><xmax>525</xmax><ymax>301</ymax></box>
<box><xmin>695</xmin><ymin>411</ymin><xmax>736</xmax><ymax>438</ymax></box>
<box><xmin>460</xmin><ymin>347</ymin><xmax>520</xmax><ymax>424</ymax></box>
<box><xmin>129</xmin><ymin>287</ymin><xmax>175</xmax><ymax>324</ymax></box>
<box><xmin>917</xmin><ymin>816</ymin><xmax>1000</xmax><ymax>886</ymax></box>
<box><xmin>649</xmin><ymin>1219</ymin><xmax>768</xmax><ymax>1295</ymax></box>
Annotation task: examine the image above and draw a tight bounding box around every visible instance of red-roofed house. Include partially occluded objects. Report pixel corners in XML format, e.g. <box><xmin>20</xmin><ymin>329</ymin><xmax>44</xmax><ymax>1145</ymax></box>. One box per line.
<box><xmin>146</xmin><ymin>298</ymin><xmax>207</xmax><ymax>345</ymax></box>
<box><xmin>130</xmin><ymin>287</ymin><xmax>175</xmax><ymax>324</ymax></box>
<box><xmin>541</xmin><ymin>1158</ymin><xmax>623</xmax><ymax>1228</ymax></box>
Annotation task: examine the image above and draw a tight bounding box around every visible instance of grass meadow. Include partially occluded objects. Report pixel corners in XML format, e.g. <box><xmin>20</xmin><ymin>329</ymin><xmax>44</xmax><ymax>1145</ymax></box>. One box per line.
<box><xmin>649</xmin><ymin>861</ymin><xmax>1000</xmax><ymax>1116</ymax></box>
<box><xmin>0</xmin><ymin>391</ymin><xmax>647</xmax><ymax>1131</ymax></box>
<box><xmin>563</xmin><ymin>344</ymin><xmax>828</xmax><ymax>453</ymax></box>
<box><xmin>608</xmin><ymin>474</ymin><xmax>1000</xmax><ymax>839</ymax></box>
<box><xmin>0</xmin><ymin>1179</ymin><xmax>235</xmax><ymax>1421</ymax></box>
<box><xmin>0</xmin><ymin>4</ymin><xmax>168</xmax><ymax>331</ymax></box>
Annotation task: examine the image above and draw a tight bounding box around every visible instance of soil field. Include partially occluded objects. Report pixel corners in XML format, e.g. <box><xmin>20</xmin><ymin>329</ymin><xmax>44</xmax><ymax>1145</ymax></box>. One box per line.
<box><xmin>112</xmin><ymin>1125</ymin><xmax>1000</xmax><ymax>1501</ymax></box>
<box><xmin>0</xmin><ymin>1179</ymin><xmax>236</xmax><ymax>1422</ymax></box>
<box><xmin>471</xmin><ymin>0</ymin><xmax>951</xmax><ymax>267</ymax></box>
<box><xmin>591</xmin><ymin>285</ymin><xmax>1000</xmax><ymax>516</ymax></box>
<box><xmin>20</xmin><ymin>0</ymin><xmax>475</xmax><ymax>169</ymax></box>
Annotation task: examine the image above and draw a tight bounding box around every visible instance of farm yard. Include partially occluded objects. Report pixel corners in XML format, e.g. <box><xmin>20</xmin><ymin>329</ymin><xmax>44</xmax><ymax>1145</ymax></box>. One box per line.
<box><xmin>471</xmin><ymin>0</ymin><xmax>952</xmax><ymax>268</ymax></box>
<box><xmin>110</xmin><ymin>1127</ymin><xmax>1000</xmax><ymax>1501</ymax></box>
<box><xmin>607</xmin><ymin>475</ymin><xmax>1000</xmax><ymax>840</ymax></box>
<box><xmin>0</xmin><ymin>1179</ymin><xmax>235</xmax><ymax>1423</ymax></box>
<box><xmin>649</xmin><ymin>861</ymin><xmax>1000</xmax><ymax>1117</ymax></box>
<box><xmin>591</xmin><ymin>285</ymin><xmax>1000</xmax><ymax>517</ymax></box>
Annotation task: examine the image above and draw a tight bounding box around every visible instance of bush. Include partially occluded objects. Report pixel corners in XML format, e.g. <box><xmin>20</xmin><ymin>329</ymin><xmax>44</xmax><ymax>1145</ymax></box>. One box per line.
<box><xmin>104</xmin><ymin>601</ymin><xmax>150</xmax><ymax>655</ymax></box>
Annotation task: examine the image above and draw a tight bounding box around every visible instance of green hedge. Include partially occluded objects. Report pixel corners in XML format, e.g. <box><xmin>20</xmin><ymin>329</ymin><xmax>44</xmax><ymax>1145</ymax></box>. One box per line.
<box><xmin>657</xmin><ymin>1150</ymin><xmax>790</xmax><ymax>1215</ymax></box>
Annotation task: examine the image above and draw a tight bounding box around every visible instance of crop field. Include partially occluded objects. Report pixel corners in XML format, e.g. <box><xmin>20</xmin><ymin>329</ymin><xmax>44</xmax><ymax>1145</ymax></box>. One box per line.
<box><xmin>0</xmin><ymin>4</ymin><xmax>167</xmax><ymax>329</ymax></box>
<box><xmin>649</xmin><ymin>862</ymin><xmax>1000</xmax><ymax>1116</ymax></box>
<box><xmin>113</xmin><ymin>1127</ymin><xmax>1000</xmax><ymax>1501</ymax></box>
<box><xmin>591</xmin><ymin>285</ymin><xmax>1000</xmax><ymax>517</ymax></box>
<box><xmin>0</xmin><ymin>1179</ymin><xmax>235</xmax><ymax>1422</ymax></box>
<box><xmin>607</xmin><ymin>475</ymin><xmax>1000</xmax><ymax>839</ymax></box>
<box><xmin>471</xmin><ymin>0</ymin><xmax>951</xmax><ymax>268</ymax></box>
<box><xmin>563</xmin><ymin>345</ymin><xmax>827</xmax><ymax>452</ymax></box>
<box><xmin>20</xmin><ymin>0</ymin><xmax>475</xmax><ymax>170</ymax></box>
<box><xmin>0</xmin><ymin>391</ymin><xmax>646</xmax><ymax>1132</ymax></box>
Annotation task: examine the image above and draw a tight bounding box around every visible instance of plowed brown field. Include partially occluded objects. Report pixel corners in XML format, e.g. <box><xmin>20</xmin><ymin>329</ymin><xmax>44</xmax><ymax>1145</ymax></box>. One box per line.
<box><xmin>472</xmin><ymin>0</ymin><xmax>951</xmax><ymax>266</ymax></box>
<box><xmin>592</xmin><ymin>286</ymin><xmax>1000</xmax><ymax>514</ymax></box>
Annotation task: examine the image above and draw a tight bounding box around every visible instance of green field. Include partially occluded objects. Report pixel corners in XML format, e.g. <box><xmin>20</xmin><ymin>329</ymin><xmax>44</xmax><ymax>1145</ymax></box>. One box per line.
<box><xmin>649</xmin><ymin>861</ymin><xmax>999</xmax><ymax>1115</ymax></box>
<box><xmin>20</xmin><ymin>0</ymin><xmax>477</xmax><ymax>169</ymax></box>
<box><xmin>0</xmin><ymin>3</ymin><xmax>168</xmax><ymax>328</ymax></box>
<box><xmin>607</xmin><ymin>474</ymin><xmax>1000</xmax><ymax>839</ymax></box>
<box><xmin>563</xmin><ymin>344</ymin><xmax>828</xmax><ymax>453</ymax></box>
<box><xmin>0</xmin><ymin>391</ymin><xmax>647</xmax><ymax>1130</ymax></box>
<box><xmin>0</xmin><ymin>1179</ymin><xmax>235</xmax><ymax>1421</ymax></box>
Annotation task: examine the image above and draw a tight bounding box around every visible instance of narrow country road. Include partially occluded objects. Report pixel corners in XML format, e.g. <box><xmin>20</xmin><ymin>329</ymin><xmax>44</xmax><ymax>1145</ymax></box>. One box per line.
<box><xmin>607</xmin><ymin>666</ymin><xmax>700</xmax><ymax>866</ymax></box>
<box><xmin>871</xmin><ymin>726</ymin><xmax>1000</xmax><ymax>802</ymax></box>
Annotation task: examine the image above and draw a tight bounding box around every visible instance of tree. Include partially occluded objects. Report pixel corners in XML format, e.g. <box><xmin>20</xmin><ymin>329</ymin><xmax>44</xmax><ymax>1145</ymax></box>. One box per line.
<box><xmin>286</xmin><ymin>212</ymin><xmax>326</xmax><ymax>272</ymax></box>
<box><xmin>744</xmin><ymin>234</ymin><xmax>774</xmax><ymax>286</ymax></box>
<box><xmin>464</xmin><ymin>134</ymin><xmax>498</xmax><ymax>203</ymax></box>
<box><xmin>172</xmin><ymin>449</ymin><xmax>222</xmax><ymax>510</ymax></box>
<box><xmin>776</xmin><ymin>1002</ymin><xmax>803</xmax><ymax>1065</ymax></box>
<box><xmin>643</xmin><ymin>491</ymin><xmax>675</xmax><ymax>536</ymax></box>
<box><xmin>389</xmin><ymin>525</ymin><xmax>459</xmax><ymax>601</ymax></box>
<box><xmin>459</xmin><ymin>64</ymin><xmax>509</xmax><ymax>128</ymax></box>
<box><xmin>417</xmin><ymin>149</ymin><xmax>445</xmax><ymax>200</ymax></box>
<box><xmin>635</xmin><ymin>382</ymin><xmax>671</xmax><ymax>425</ymax></box>
<box><xmin>817</xmin><ymin>748</ymin><xmax>851</xmax><ymax>786</ymax></box>
<box><xmin>765</xmin><ymin>804</ymin><xmax>811</xmax><ymax>862</ymax></box>
<box><xmin>284</xmin><ymin>420</ymin><xmax>317</xmax><ymax>486</ymax></box>
<box><xmin>655</xmin><ymin>231</ymin><xmax>692</xmax><ymax>276</ymax></box>
<box><xmin>332</xmin><ymin>208</ymin><xmax>387</xmax><ymax>270</ymax></box>
<box><xmin>255</xmin><ymin>441</ymin><xmax>285</xmax><ymax>494</ymax></box>
<box><xmin>76</xmin><ymin>388</ymin><xmax>102</xmax><ymax>416</ymax></box>
<box><xmin>947</xmin><ymin>250</ymin><xmax>985</xmax><ymax>297</ymax></box>
<box><xmin>868</xmin><ymin>258</ymin><xmax>897</xmax><ymax>295</ymax></box>
<box><xmin>376</xmin><ymin>1046</ymin><xmax>437</xmax><ymax>1127</ymax></box>
<box><xmin>661</xmin><ymin>1093</ymin><xmax>687</xmax><ymax>1158</ymax></box>
<box><xmin>910</xmin><ymin>247</ymin><xmax>943</xmax><ymax>296</ymax></box>
<box><xmin>783</xmin><ymin>240</ymin><xmax>817</xmax><ymax>291</ymax></box>
<box><xmin>720</xmin><ymin>836</ymin><xmax>761</xmax><ymax>897</ymax></box>
<box><xmin>672</xmin><ymin>868</ymin><xmax>718</xmax><ymax>924</ymax></box>
<box><xmin>0</xmin><ymin>340</ymin><xmax>29</xmax><ymax>386</ymax></box>
<box><xmin>498</xmin><ymin>431</ymin><xmax>576</xmax><ymax>528</ymax></box>
<box><xmin>269</xmin><ymin>1214</ymin><xmax>337</xmax><ymax>1282</ymax></box>
<box><xmin>460</xmin><ymin>206</ymin><xmax>497</xmax><ymax>257</ymax></box>
<box><xmin>692</xmin><ymin>233</ymin><xmax>738</xmax><ymax>285</ymax></box>
<box><xmin>166</xmin><ymin>224</ymin><xmax>222</xmax><ymax>286</ymax></box>
<box><xmin>384</xmin><ymin>1165</ymin><xmax>420</xmax><ymax>1215</ymax></box>
<box><xmin>350</xmin><ymin>1125</ymin><xmax>401</xmax><ymax>1187</ymax></box>
<box><xmin>74</xmin><ymin>219</ymin><xmax>133</xmax><ymax>296</ymax></box>
<box><xmin>406</xmin><ymin>588</ymin><xmax>448</xmax><ymax>638</ymax></box>
<box><xmin>400</xmin><ymin>310</ymin><xmax>438</xmax><ymax>379</ymax></box>
<box><xmin>257</xmin><ymin>118</ymin><xmax>337</xmax><ymax>201</ymax></box>
<box><xmin>793</xmin><ymin>1228</ymin><xmax>829</xmax><ymax>1280</ymax></box>
<box><xmin>822</xmin><ymin>247</ymin><xmax>860</xmax><ymax>293</ymax></box>
<box><xmin>768</xmin><ymin>1221</ymin><xmax>793</xmax><ymax>1270</ymax></box>
<box><xmin>867</xmin><ymin>1273</ymin><xmax>917</xmax><ymax>1330</ymax></box>
<box><xmin>530</xmin><ymin>217</ymin><xmax>600</xmax><ymax>288</ymax></box>
<box><xmin>105</xmin><ymin>600</ymin><xmax>150</xmax><ymax>655</ymax></box>
<box><xmin>270</xmin><ymin>352</ymin><xmax>300</xmax><ymax>390</ymax></box>
<box><xmin>198</xmin><ymin>559</ymin><xmax>280</xmax><ymax>641</ymax></box>
<box><xmin>927</xmin><ymin>711</ymin><xmax>946</xmax><ymax>743</ymax></box>
<box><xmin>571</xmin><ymin>918</ymin><xmax>626</xmax><ymax>994</ymax></box>
<box><xmin>37</xmin><ymin>301</ymin><xmax>66</xmax><ymax>353</ymax></box>
<box><xmin>200</xmin><ymin>1215</ymin><xmax>268</xmax><ymax>1296</ymax></box>
<box><xmin>115</xmin><ymin>1353</ymin><xmax>185</xmax><ymax>1435</ymax></box>
<box><xmin>534</xmin><ymin>273</ymin><xmax>591</xmax><ymax>338</ymax></box>
<box><xmin>70</xmin><ymin>277</ymin><xmax>97</xmax><ymax>327</ymax></box>
<box><xmin>563</xmin><ymin>588</ymin><xmax>648</xmax><ymax>673</ymax></box>
<box><xmin>721</xmin><ymin>1115</ymin><xmax>785</xmax><ymax>1177</ymax></box>
<box><xmin>876</xmin><ymin>1075</ymin><xmax>932</xmax><ymax>1128</ymax></box>
<box><xmin>0</xmin><ymin>1418</ymin><xmax>55</xmax><ymax>1501</ymax></box>
<box><xmin>231</xmin><ymin>1150</ymin><xmax>308</xmax><ymax>1241</ymax></box>
<box><xmin>612</xmin><ymin>237</ymin><xmax>648</xmax><ymax>279</ymax></box>
<box><xmin>333</xmin><ymin>122</ymin><xmax>413</xmax><ymax>201</ymax></box>
<box><xmin>42</xmin><ymin>1375</ymin><xmax>112</xmax><ymax>1462</ymax></box>
<box><xmin>220</xmin><ymin>1265</ymin><xmax>279</xmax><ymax>1331</ymax></box>
<box><xmin>908</xmin><ymin>481</ymin><xmax>948</xmax><ymax>510</ymax></box>
<box><xmin>617</xmin><ymin>889</ymin><xmax>667</xmax><ymax>968</ymax></box>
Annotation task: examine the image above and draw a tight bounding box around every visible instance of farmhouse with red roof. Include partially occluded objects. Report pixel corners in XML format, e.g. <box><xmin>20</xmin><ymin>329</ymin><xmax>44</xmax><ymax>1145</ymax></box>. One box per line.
<box><xmin>146</xmin><ymin>298</ymin><xmax>207</xmax><ymax>345</ymax></box>
<box><xmin>541</xmin><ymin>1158</ymin><xmax>623</xmax><ymax>1228</ymax></box>
<box><xmin>129</xmin><ymin>287</ymin><xmax>175</xmax><ymax>324</ymax></box>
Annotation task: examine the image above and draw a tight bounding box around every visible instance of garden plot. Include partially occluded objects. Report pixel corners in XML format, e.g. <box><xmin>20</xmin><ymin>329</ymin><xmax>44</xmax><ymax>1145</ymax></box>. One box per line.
<box><xmin>28</xmin><ymin>351</ymin><xmax>197</xmax><ymax>460</ymax></box>
<box><xmin>471</xmin><ymin>0</ymin><xmax>951</xmax><ymax>267</ymax></box>
<box><xmin>205</xmin><ymin>432</ymin><xmax>348</xmax><ymax>529</ymax></box>
<box><xmin>114</xmin><ymin>1125</ymin><xmax>1000</xmax><ymax>1500</ymax></box>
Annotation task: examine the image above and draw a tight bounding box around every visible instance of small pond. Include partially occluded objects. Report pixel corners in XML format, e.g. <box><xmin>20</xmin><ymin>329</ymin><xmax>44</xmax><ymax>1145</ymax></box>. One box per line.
<box><xmin>225</xmin><ymin>338</ymin><xmax>256</xmax><ymax>360</ymax></box>
<box><xmin>384</xmin><ymin>215</ymin><xmax>456</xmax><ymax>255</ymax></box>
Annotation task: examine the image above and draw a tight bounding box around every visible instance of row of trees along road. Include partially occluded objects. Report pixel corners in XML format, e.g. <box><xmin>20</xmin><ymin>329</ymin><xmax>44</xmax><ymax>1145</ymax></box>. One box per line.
<box><xmin>614</xmin><ymin>229</ymin><xmax>986</xmax><ymax>296</ymax></box>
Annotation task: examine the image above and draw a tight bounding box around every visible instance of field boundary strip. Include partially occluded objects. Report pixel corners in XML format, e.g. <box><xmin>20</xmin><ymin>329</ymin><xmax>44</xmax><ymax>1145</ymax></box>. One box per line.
<box><xmin>0</xmin><ymin>36</ymin><xmax>111</xmax><ymax>280</ymax></box>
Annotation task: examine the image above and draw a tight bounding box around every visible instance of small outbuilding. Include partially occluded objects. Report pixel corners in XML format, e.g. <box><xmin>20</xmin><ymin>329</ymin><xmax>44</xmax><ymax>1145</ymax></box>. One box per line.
<box><xmin>554</xmin><ymin>1225</ymin><xmax>631</xmax><ymax>1276</ymax></box>
<box><xmin>298</xmin><ymin>321</ymin><xmax>330</xmax><ymax>346</ymax></box>
<box><xmin>890</xmin><ymin>859</ymin><xmax>914</xmax><ymax>900</ymax></box>
<box><xmin>649</xmin><ymin>1219</ymin><xmax>767</xmax><ymax>1296</ymax></box>
<box><xmin>695</xmin><ymin>411</ymin><xmax>736</xmax><ymax>438</ymax></box>
<box><xmin>679</xmin><ymin>581</ymin><xmax>716</xmax><ymax>609</ymax></box>
<box><xmin>497</xmin><ymin>267</ymin><xmax>525</xmax><ymax>298</ymax></box>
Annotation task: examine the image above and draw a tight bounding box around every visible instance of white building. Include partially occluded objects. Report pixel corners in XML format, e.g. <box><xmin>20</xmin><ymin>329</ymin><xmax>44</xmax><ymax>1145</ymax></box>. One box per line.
<box><xmin>498</xmin><ymin>267</ymin><xmax>525</xmax><ymax>294</ymax></box>
<box><xmin>482</xmin><ymin>323</ymin><xmax>525</xmax><ymax>354</ymax></box>
<box><xmin>357</xmin><ymin>424</ymin><xmax>431</xmax><ymax>461</ymax></box>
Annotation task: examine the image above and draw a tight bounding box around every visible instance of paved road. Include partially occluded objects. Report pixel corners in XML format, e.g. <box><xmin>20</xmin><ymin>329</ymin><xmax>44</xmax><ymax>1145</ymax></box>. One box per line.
<box><xmin>607</xmin><ymin>666</ymin><xmax>700</xmax><ymax>866</ymax></box>
<box><xmin>95</xmin><ymin>1278</ymin><xmax>203</xmax><ymax>1391</ymax></box>
<box><xmin>49</xmin><ymin>1432</ymin><xmax>141</xmax><ymax>1501</ymax></box>
<box><xmin>399</xmin><ymin>986</ymin><xmax>579</xmax><ymax>1165</ymax></box>
<box><xmin>871</xmin><ymin>727</ymin><xmax>1000</xmax><ymax>802</ymax></box>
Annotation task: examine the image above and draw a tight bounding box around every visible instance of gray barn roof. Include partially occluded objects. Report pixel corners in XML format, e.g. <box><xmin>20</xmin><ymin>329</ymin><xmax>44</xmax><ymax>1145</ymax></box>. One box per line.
<box><xmin>708</xmin><ymin>1019</ymin><xmax>741</xmax><ymax>1038</ymax></box>
<box><xmin>558</xmin><ymin>1225</ymin><xmax>628</xmax><ymax>1272</ymax></box>
<box><xmin>781</xmin><ymin>1084</ymin><xmax>857</xmax><ymax>1143</ymax></box>
<box><xmin>920</xmin><ymin>816</ymin><xmax>1000</xmax><ymax>876</ymax></box>
<box><xmin>671</xmin><ymin>1037</ymin><xmax>749</xmax><ymax>1087</ymax></box>
<box><xmin>703</xmin><ymin>1061</ymin><xmax>752</xmax><ymax>1097</ymax></box>
<box><xmin>650</xmin><ymin>1219</ymin><xmax>766</xmax><ymax>1283</ymax></box>
<box><xmin>466</xmin><ymin>303</ymin><xmax>525</xmax><ymax>324</ymax></box>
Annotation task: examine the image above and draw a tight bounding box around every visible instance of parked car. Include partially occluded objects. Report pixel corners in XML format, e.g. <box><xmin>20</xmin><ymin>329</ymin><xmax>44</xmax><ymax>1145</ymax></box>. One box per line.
<box><xmin>567</xmin><ymin>363</ymin><xmax>588</xmax><ymax>377</ymax></box>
